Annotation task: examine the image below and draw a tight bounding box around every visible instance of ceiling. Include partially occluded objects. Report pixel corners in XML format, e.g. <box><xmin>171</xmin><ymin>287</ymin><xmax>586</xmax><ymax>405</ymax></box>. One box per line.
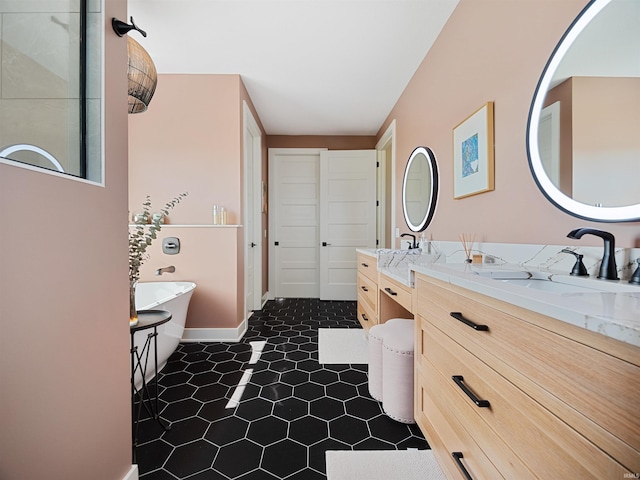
<box><xmin>127</xmin><ymin>0</ymin><xmax>460</xmax><ymax>136</ymax></box>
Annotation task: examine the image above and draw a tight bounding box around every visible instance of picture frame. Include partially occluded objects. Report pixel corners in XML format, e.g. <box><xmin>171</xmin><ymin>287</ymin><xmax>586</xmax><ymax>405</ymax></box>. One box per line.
<box><xmin>453</xmin><ymin>102</ymin><xmax>495</xmax><ymax>199</ymax></box>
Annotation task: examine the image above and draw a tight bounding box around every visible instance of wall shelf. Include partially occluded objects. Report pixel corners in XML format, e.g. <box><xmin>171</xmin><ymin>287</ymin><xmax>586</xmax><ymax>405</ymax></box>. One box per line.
<box><xmin>129</xmin><ymin>224</ymin><xmax>243</xmax><ymax>228</ymax></box>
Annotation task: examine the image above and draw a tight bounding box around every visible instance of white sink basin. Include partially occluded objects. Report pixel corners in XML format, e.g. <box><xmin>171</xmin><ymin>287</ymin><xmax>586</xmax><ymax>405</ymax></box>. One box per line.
<box><xmin>474</xmin><ymin>268</ymin><xmax>638</xmax><ymax>294</ymax></box>
<box><xmin>497</xmin><ymin>278</ymin><xmax>598</xmax><ymax>293</ymax></box>
<box><xmin>377</xmin><ymin>249</ymin><xmax>442</xmax><ymax>286</ymax></box>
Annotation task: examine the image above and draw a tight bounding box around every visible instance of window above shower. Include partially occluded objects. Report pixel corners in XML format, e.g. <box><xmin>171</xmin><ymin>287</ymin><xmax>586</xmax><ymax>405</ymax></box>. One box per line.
<box><xmin>0</xmin><ymin>0</ymin><xmax>102</xmax><ymax>183</ymax></box>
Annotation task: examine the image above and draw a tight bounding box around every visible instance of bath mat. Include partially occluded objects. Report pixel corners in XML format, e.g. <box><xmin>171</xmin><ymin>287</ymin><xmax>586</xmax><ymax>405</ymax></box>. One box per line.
<box><xmin>325</xmin><ymin>449</ymin><xmax>446</xmax><ymax>480</ymax></box>
<box><xmin>318</xmin><ymin>328</ymin><xmax>368</xmax><ymax>364</ymax></box>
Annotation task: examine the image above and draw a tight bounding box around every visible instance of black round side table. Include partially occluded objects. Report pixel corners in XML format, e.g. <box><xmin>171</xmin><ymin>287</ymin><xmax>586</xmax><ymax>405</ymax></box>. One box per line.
<box><xmin>130</xmin><ymin>309</ymin><xmax>172</xmax><ymax>461</ymax></box>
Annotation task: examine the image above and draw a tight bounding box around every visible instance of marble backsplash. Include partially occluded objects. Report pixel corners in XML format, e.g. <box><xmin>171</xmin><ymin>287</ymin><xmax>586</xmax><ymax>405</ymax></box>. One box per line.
<box><xmin>418</xmin><ymin>240</ymin><xmax>640</xmax><ymax>282</ymax></box>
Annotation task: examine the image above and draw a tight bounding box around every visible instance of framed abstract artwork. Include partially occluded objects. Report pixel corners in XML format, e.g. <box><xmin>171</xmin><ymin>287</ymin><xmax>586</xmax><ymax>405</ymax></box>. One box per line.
<box><xmin>453</xmin><ymin>102</ymin><xmax>494</xmax><ymax>199</ymax></box>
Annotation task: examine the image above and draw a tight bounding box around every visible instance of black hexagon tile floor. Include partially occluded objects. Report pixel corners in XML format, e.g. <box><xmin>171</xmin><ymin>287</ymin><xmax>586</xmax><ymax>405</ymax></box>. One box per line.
<box><xmin>135</xmin><ymin>298</ymin><xmax>429</xmax><ymax>479</ymax></box>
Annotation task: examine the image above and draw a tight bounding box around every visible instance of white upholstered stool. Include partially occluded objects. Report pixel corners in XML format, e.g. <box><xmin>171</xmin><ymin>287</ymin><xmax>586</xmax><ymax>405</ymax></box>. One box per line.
<box><xmin>382</xmin><ymin>319</ymin><xmax>415</xmax><ymax>423</ymax></box>
<box><xmin>367</xmin><ymin>323</ymin><xmax>387</xmax><ymax>402</ymax></box>
<box><xmin>367</xmin><ymin>318</ymin><xmax>415</xmax><ymax>423</ymax></box>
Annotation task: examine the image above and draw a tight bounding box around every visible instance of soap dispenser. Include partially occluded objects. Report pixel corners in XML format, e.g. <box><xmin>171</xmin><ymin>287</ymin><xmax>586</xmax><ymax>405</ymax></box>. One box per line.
<box><xmin>629</xmin><ymin>258</ymin><xmax>640</xmax><ymax>285</ymax></box>
<box><xmin>561</xmin><ymin>248</ymin><xmax>588</xmax><ymax>276</ymax></box>
<box><xmin>419</xmin><ymin>233</ymin><xmax>427</xmax><ymax>251</ymax></box>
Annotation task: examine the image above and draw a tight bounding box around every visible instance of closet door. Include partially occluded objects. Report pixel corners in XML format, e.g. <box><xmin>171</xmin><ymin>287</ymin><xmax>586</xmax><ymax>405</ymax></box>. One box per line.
<box><xmin>319</xmin><ymin>150</ymin><xmax>377</xmax><ymax>301</ymax></box>
<box><xmin>269</xmin><ymin>149</ymin><xmax>322</xmax><ymax>298</ymax></box>
<box><xmin>269</xmin><ymin>148</ymin><xmax>376</xmax><ymax>300</ymax></box>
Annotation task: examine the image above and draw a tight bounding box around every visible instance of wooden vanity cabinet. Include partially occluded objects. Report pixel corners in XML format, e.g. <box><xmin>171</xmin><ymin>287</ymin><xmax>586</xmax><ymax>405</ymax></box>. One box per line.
<box><xmin>378</xmin><ymin>272</ymin><xmax>413</xmax><ymax>322</ymax></box>
<box><xmin>379</xmin><ymin>273</ymin><xmax>413</xmax><ymax>313</ymax></box>
<box><xmin>356</xmin><ymin>253</ymin><xmax>378</xmax><ymax>330</ymax></box>
<box><xmin>414</xmin><ymin>273</ymin><xmax>640</xmax><ymax>479</ymax></box>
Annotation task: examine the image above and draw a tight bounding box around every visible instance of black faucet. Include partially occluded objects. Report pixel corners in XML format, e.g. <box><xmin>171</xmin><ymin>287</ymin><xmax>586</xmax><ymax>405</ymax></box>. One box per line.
<box><xmin>566</xmin><ymin>228</ymin><xmax>619</xmax><ymax>281</ymax></box>
<box><xmin>400</xmin><ymin>233</ymin><xmax>418</xmax><ymax>249</ymax></box>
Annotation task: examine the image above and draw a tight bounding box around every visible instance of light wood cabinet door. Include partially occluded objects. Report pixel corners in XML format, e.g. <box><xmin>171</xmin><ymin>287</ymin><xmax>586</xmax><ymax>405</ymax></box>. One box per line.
<box><xmin>357</xmin><ymin>253</ymin><xmax>377</xmax><ymax>282</ymax></box>
<box><xmin>357</xmin><ymin>272</ymin><xmax>377</xmax><ymax>315</ymax></box>
<box><xmin>379</xmin><ymin>273</ymin><xmax>412</xmax><ymax>313</ymax></box>
<box><xmin>356</xmin><ymin>253</ymin><xmax>378</xmax><ymax>330</ymax></box>
<box><xmin>356</xmin><ymin>293</ymin><xmax>377</xmax><ymax>330</ymax></box>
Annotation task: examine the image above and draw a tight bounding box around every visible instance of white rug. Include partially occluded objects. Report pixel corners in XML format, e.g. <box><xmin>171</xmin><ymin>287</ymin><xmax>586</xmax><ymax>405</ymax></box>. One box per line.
<box><xmin>325</xmin><ymin>450</ymin><xmax>446</xmax><ymax>480</ymax></box>
<box><xmin>318</xmin><ymin>328</ymin><xmax>368</xmax><ymax>364</ymax></box>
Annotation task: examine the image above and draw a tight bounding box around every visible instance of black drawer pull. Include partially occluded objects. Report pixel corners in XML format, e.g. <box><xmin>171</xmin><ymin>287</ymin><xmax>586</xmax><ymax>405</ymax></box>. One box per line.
<box><xmin>450</xmin><ymin>312</ymin><xmax>488</xmax><ymax>331</ymax></box>
<box><xmin>384</xmin><ymin>287</ymin><xmax>397</xmax><ymax>296</ymax></box>
<box><xmin>452</xmin><ymin>375</ymin><xmax>490</xmax><ymax>408</ymax></box>
<box><xmin>361</xmin><ymin>313</ymin><xmax>369</xmax><ymax>322</ymax></box>
<box><xmin>361</xmin><ymin>286</ymin><xmax>369</xmax><ymax>292</ymax></box>
<box><xmin>361</xmin><ymin>262</ymin><xmax>369</xmax><ymax>268</ymax></box>
<box><xmin>452</xmin><ymin>452</ymin><xmax>473</xmax><ymax>480</ymax></box>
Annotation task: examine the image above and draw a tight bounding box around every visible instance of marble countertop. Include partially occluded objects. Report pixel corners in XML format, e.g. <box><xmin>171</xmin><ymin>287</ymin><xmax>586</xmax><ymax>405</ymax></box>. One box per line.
<box><xmin>356</xmin><ymin>248</ymin><xmax>377</xmax><ymax>257</ymax></box>
<box><xmin>411</xmin><ymin>263</ymin><xmax>640</xmax><ymax>348</ymax></box>
<box><xmin>379</xmin><ymin>268</ymin><xmax>413</xmax><ymax>287</ymax></box>
<box><xmin>356</xmin><ymin>248</ymin><xmax>436</xmax><ymax>287</ymax></box>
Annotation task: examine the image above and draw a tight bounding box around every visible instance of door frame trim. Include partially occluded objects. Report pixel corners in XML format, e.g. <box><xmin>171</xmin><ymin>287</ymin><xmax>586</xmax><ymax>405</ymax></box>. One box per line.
<box><xmin>376</xmin><ymin>120</ymin><xmax>396</xmax><ymax>248</ymax></box>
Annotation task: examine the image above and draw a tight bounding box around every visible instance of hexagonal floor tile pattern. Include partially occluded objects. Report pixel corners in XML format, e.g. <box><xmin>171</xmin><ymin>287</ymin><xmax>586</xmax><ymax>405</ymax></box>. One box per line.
<box><xmin>136</xmin><ymin>298</ymin><xmax>428</xmax><ymax>479</ymax></box>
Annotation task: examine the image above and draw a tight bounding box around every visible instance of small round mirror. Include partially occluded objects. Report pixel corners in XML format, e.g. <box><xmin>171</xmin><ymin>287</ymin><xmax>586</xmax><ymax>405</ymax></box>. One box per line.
<box><xmin>402</xmin><ymin>146</ymin><xmax>439</xmax><ymax>232</ymax></box>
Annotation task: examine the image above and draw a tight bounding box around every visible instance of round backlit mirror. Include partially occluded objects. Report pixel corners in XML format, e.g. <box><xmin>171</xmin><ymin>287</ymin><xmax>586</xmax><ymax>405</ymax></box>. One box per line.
<box><xmin>402</xmin><ymin>146</ymin><xmax>439</xmax><ymax>232</ymax></box>
<box><xmin>526</xmin><ymin>0</ymin><xmax>640</xmax><ymax>222</ymax></box>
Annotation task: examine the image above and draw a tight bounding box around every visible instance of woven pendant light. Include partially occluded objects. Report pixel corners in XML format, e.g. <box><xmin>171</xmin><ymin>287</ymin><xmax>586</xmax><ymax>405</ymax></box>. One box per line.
<box><xmin>127</xmin><ymin>36</ymin><xmax>157</xmax><ymax>114</ymax></box>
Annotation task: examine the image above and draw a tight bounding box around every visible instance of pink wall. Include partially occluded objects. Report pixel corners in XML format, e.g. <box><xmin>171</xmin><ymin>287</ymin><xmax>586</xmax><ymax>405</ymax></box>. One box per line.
<box><xmin>130</xmin><ymin>74</ymin><xmax>268</xmax><ymax>329</ymax></box>
<box><xmin>571</xmin><ymin>77</ymin><xmax>640</xmax><ymax>207</ymax></box>
<box><xmin>129</xmin><ymin>75</ymin><xmax>243</xmax><ymax>226</ymax></box>
<box><xmin>381</xmin><ymin>0</ymin><xmax>640</xmax><ymax>249</ymax></box>
<box><xmin>137</xmin><ymin>227</ymin><xmax>241</xmax><ymax>329</ymax></box>
<box><xmin>0</xmin><ymin>1</ymin><xmax>133</xmax><ymax>478</ymax></box>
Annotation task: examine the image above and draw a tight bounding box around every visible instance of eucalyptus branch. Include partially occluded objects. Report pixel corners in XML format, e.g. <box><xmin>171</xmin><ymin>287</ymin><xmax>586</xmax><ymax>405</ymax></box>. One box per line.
<box><xmin>129</xmin><ymin>192</ymin><xmax>188</xmax><ymax>285</ymax></box>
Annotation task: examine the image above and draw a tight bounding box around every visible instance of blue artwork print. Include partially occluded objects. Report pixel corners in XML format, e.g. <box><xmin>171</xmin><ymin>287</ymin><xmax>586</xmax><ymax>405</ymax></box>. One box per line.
<box><xmin>461</xmin><ymin>133</ymin><xmax>479</xmax><ymax>178</ymax></box>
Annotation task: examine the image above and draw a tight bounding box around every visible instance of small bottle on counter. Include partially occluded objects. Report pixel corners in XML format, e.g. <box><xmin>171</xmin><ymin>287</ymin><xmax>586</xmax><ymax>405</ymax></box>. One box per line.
<box><xmin>419</xmin><ymin>233</ymin><xmax>426</xmax><ymax>250</ymax></box>
<box><xmin>220</xmin><ymin>207</ymin><xmax>227</xmax><ymax>225</ymax></box>
<box><xmin>213</xmin><ymin>205</ymin><xmax>220</xmax><ymax>225</ymax></box>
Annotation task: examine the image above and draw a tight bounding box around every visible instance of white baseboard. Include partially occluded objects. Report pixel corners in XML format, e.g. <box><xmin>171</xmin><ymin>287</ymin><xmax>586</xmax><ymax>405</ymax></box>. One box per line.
<box><xmin>123</xmin><ymin>465</ymin><xmax>138</xmax><ymax>480</ymax></box>
<box><xmin>182</xmin><ymin>319</ymin><xmax>248</xmax><ymax>342</ymax></box>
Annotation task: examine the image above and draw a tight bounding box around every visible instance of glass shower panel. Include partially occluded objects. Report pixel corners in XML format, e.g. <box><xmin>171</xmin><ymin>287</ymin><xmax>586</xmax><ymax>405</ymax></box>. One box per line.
<box><xmin>0</xmin><ymin>0</ymin><xmax>102</xmax><ymax>182</ymax></box>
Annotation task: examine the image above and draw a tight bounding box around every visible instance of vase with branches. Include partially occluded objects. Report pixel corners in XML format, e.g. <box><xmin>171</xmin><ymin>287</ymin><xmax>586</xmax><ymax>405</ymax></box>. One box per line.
<box><xmin>129</xmin><ymin>192</ymin><xmax>188</xmax><ymax>326</ymax></box>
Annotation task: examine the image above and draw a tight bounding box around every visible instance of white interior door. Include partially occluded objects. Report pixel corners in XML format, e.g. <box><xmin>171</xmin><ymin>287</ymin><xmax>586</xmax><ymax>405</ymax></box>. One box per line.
<box><xmin>269</xmin><ymin>149</ymin><xmax>323</xmax><ymax>298</ymax></box>
<box><xmin>319</xmin><ymin>150</ymin><xmax>377</xmax><ymax>300</ymax></box>
<box><xmin>243</xmin><ymin>102</ymin><xmax>262</xmax><ymax>313</ymax></box>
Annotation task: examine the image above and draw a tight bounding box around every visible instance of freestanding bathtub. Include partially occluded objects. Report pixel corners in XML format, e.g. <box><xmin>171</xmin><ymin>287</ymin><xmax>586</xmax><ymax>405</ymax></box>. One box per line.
<box><xmin>133</xmin><ymin>281</ymin><xmax>196</xmax><ymax>388</ymax></box>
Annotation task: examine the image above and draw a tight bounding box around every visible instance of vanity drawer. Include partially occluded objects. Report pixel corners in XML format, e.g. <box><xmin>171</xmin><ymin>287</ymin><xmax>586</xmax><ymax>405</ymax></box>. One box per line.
<box><xmin>357</xmin><ymin>272</ymin><xmax>378</xmax><ymax>315</ymax></box>
<box><xmin>421</xmin><ymin>320</ymin><xmax>629</xmax><ymax>479</ymax></box>
<box><xmin>357</xmin><ymin>290</ymin><xmax>377</xmax><ymax>330</ymax></box>
<box><xmin>357</xmin><ymin>253</ymin><xmax>377</xmax><ymax>282</ymax></box>
<box><xmin>379</xmin><ymin>273</ymin><xmax>412</xmax><ymax>313</ymax></box>
<box><xmin>416</xmin><ymin>274</ymin><xmax>640</xmax><ymax>468</ymax></box>
<box><xmin>416</xmin><ymin>367</ymin><xmax>505</xmax><ymax>480</ymax></box>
